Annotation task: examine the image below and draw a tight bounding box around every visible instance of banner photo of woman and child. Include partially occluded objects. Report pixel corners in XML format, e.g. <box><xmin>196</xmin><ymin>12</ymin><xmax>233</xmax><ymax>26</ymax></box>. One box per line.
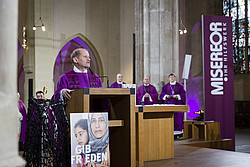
<box><xmin>70</xmin><ymin>113</ymin><xmax>110</xmax><ymax>167</ymax></box>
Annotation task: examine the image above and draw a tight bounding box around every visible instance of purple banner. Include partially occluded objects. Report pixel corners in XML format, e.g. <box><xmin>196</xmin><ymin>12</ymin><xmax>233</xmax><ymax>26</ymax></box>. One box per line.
<box><xmin>202</xmin><ymin>15</ymin><xmax>234</xmax><ymax>149</ymax></box>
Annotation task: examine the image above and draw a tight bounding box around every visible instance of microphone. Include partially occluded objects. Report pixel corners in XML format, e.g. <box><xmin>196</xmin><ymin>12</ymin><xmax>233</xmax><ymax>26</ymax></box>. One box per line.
<box><xmin>89</xmin><ymin>67</ymin><xmax>110</xmax><ymax>88</ymax></box>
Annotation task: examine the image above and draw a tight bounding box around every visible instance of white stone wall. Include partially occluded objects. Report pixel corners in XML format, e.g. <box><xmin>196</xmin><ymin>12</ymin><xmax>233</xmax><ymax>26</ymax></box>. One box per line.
<box><xmin>120</xmin><ymin>0</ymin><xmax>135</xmax><ymax>84</ymax></box>
<box><xmin>21</xmin><ymin>0</ymin><xmax>135</xmax><ymax>99</ymax></box>
<box><xmin>34</xmin><ymin>0</ymin><xmax>54</xmax><ymax>98</ymax></box>
<box><xmin>53</xmin><ymin>0</ymin><xmax>86</xmax><ymax>51</ymax></box>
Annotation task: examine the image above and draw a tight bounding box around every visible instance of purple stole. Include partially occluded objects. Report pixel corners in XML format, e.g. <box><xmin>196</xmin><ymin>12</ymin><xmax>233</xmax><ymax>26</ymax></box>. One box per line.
<box><xmin>143</xmin><ymin>85</ymin><xmax>150</xmax><ymax>94</ymax></box>
<box><xmin>142</xmin><ymin>85</ymin><xmax>153</xmax><ymax>105</ymax></box>
<box><xmin>167</xmin><ymin>84</ymin><xmax>176</xmax><ymax>96</ymax></box>
<box><xmin>65</xmin><ymin>69</ymin><xmax>98</xmax><ymax>89</ymax></box>
<box><xmin>87</xmin><ymin>69</ymin><xmax>99</xmax><ymax>87</ymax></box>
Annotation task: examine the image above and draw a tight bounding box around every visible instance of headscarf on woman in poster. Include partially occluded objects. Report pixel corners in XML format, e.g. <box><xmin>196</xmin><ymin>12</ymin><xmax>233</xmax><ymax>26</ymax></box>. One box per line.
<box><xmin>88</xmin><ymin>113</ymin><xmax>109</xmax><ymax>166</ymax></box>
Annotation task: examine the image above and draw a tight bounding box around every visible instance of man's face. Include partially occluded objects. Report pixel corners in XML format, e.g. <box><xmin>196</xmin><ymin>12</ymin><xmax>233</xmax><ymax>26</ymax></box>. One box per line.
<box><xmin>36</xmin><ymin>93</ymin><xmax>43</xmax><ymax>99</ymax></box>
<box><xmin>73</xmin><ymin>49</ymin><xmax>91</xmax><ymax>69</ymax></box>
<box><xmin>169</xmin><ymin>75</ymin><xmax>176</xmax><ymax>83</ymax></box>
<box><xmin>143</xmin><ymin>77</ymin><xmax>150</xmax><ymax>85</ymax></box>
<box><xmin>117</xmin><ymin>74</ymin><xmax>123</xmax><ymax>82</ymax></box>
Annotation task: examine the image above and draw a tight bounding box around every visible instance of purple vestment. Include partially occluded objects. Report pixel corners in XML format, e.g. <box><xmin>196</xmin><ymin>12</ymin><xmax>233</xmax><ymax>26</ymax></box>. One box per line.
<box><xmin>160</xmin><ymin>82</ymin><xmax>186</xmax><ymax>131</ymax></box>
<box><xmin>53</xmin><ymin>69</ymin><xmax>103</xmax><ymax>100</ymax></box>
<box><xmin>110</xmin><ymin>82</ymin><xmax>126</xmax><ymax>88</ymax></box>
<box><xmin>136</xmin><ymin>84</ymin><xmax>158</xmax><ymax>105</ymax></box>
<box><xmin>18</xmin><ymin>100</ymin><xmax>27</xmax><ymax>143</ymax></box>
<box><xmin>52</xmin><ymin>68</ymin><xmax>103</xmax><ymax>160</ymax></box>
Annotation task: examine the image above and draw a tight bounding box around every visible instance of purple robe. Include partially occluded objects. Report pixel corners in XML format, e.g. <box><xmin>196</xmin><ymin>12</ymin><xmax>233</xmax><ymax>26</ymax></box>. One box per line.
<box><xmin>18</xmin><ymin>100</ymin><xmax>27</xmax><ymax>143</ymax></box>
<box><xmin>110</xmin><ymin>81</ymin><xmax>126</xmax><ymax>88</ymax></box>
<box><xmin>136</xmin><ymin>84</ymin><xmax>158</xmax><ymax>105</ymax></box>
<box><xmin>53</xmin><ymin>69</ymin><xmax>103</xmax><ymax>100</ymax></box>
<box><xmin>160</xmin><ymin>82</ymin><xmax>186</xmax><ymax>131</ymax></box>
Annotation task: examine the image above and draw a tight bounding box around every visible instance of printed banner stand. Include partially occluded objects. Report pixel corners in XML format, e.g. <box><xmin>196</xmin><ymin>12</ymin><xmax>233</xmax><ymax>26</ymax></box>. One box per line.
<box><xmin>70</xmin><ymin>113</ymin><xmax>110</xmax><ymax>167</ymax></box>
<box><xmin>202</xmin><ymin>15</ymin><xmax>235</xmax><ymax>149</ymax></box>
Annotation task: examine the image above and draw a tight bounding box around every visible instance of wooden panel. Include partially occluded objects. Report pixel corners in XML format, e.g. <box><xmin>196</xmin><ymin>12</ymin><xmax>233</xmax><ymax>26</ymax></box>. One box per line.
<box><xmin>83</xmin><ymin>95</ymin><xmax>89</xmax><ymax>113</ymax></box>
<box><xmin>192</xmin><ymin>123</ymin><xmax>203</xmax><ymax>140</ymax></box>
<box><xmin>183</xmin><ymin>120</ymin><xmax>194</xmax><ymax>139</ymax></box>
<box><xmin>130</xmin><ymin>94</ymin><xmax>136</xmax><ymax>167</ymax></box>
<box><xmin>108</xmin><ymin>120</ymin><xmax>124</xmax><ymax>127</ymax></box>
<box><xmin>137</xmin><ymin>105</ymin><xmax>189</xmax><ymax>113</ymax></box>
<box><xmin>192</xmin><ymin>122</ymin><xmax>221</xmax><ymax>141</ymax></box>
<box><xmin>137</xmin><ymin>112</ymin><xmax>144</xmax><ymax>167</ymax></box>
<box><xmin>89</xmin><ymin>88</ymin><xmax>131</xmax><ymax>95</ymax></box>
<box><xmin>205</xmin><ymin>122</ymin><xmax>220</xmax><ymax>140</ymax></box>
<box><xmin>135</xmin><ymin>105</ymin><xmax>189</xmax><ymax>166</ymax></box>
<box><xmin>107</xmin><ymin>95</ymin><xmax>132</xmax><ymax>167</ymax></box>
<box><xmin>143</xmin><ymin>112</ymin><xmax>173</xmax><ymax>119</ymax></box>
<box><xmin>65</xmin><ymin>89</ymin><xmax>84</xmax><ymax>118</ymax></box>
<box><xmin>109</xmin><ymin>95</ymin><xmax>130</xmax><ymax>119</ymax></box>
<box><xmin>142</xmin><ymin>116</ymin><xmax>174</xmax><ymax>161</ymax></box>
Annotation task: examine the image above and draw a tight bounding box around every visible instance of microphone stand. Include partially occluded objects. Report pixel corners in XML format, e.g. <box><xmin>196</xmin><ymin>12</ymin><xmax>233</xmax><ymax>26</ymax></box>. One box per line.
<box><xmin>89</xmin><ymin>67</ymin><xmax>110</xmax><ymax>88</ymax></box>
<box><xmin>98</xmin><ymin>76</ymin><xmax>110</xmax><ymax>88</ymax></box>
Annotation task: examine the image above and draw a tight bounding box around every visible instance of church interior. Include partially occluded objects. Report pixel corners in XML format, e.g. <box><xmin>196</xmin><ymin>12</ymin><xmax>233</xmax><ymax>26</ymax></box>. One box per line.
<box><xmin>1</xmin><ymin>0</ymin><xmax>250</xmax><ymax>166</ymax></box>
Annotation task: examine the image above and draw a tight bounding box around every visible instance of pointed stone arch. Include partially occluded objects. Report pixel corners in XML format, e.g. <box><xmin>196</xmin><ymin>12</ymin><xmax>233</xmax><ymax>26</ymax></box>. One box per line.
<box><xmin>53</xmin><ymin>33</ymin><xmax>105</xmax><ymax>90</ymax></box>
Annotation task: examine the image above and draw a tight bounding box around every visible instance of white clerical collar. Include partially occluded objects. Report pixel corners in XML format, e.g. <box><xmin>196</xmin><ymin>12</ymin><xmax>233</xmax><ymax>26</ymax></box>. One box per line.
<box><xmin>117</xmin><ymin>81</ymin><xmax>123</xmax><ymax>84</ymax></box>
<box><xmin>170</xmin><ymin>81</ymin><xmax>176</xmax><ymax>85</ymax></box>
<box><xmin>73</xmin><ymin>66</ymin><xmax>87</xmax><ymax>73</ymax></box>
<box><xmin>144</xmin><ymin>84</ymin><xmax>149</xmax><ymax>86</ymax></box>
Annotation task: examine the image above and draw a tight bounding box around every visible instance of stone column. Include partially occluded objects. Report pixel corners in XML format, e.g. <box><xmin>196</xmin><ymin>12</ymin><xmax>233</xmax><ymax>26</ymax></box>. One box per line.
<box><xmin>135</xmin><ymin>0</ymin><xmax>144</xmax><ymax>85</ymax></box>
<box><xmin>0</xmin><ymin>0</ymin><xmax>26</xmax><ymax>166</ymax></box>
<box><xmin>149</xmin><ymin>0</ymin><xmax>161</xmax><ymax>90</ymax></box>
<box><xmin>135</xmin><ymin>0</ymin><xmax>179</xmax><ymax>92</ymax></box>
<box><xmin>143</xmin><ymin>0</ymin><xmax>150</xmax><ymax>76</ymax></box>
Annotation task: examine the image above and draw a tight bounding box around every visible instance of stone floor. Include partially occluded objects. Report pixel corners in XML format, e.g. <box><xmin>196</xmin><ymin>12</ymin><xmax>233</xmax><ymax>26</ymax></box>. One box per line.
<box><xmin>144</xmin><ymin>142</ymin><xmax>250</xmax><ymax>167</ymax></box>
<box><xmin>144</xmin><ymin>128</ymin><xmax>250</xmax><ymax>167</ymax></box>
<box><xmin>19</xmin><ymin>128</ymin><xmax>250</xmax><ymax>166</ymax></box>
<box><xmin>235</xmin><ymin>128</ymin><xmax>250</xmax><ymax>154</ymax></box>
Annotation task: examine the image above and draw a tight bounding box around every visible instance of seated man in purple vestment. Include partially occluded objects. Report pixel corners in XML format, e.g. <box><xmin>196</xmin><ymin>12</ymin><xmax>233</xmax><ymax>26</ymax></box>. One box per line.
<box><xmin>136</xmin><ymin>76</ymin><xmax>158</xmax><ymax>105</ymax></box>
<box><xmin>160</xmin><ymin>73</ymin><xmax>186</xmax><ymax>132</ymax></box>
<box><xmin>110</xmin><ymin>73</ymin><xmax>126</xmax><ymax>88</ymax></box>
<box><xmin>53</xmin><ymin>48</ymin><xmax>102</xmax><ymax>100</ymax></box>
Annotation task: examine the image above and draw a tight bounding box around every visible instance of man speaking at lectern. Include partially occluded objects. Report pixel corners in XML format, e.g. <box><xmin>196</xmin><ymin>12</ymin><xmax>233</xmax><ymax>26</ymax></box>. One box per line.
<box><xmin>53</xmin><ymin>48</ymin><xmax>102</xmax><ymax>100</ymax></box>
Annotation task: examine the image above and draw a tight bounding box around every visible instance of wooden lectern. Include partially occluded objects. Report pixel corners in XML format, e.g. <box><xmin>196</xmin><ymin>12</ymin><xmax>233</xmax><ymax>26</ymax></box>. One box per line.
<box><xmin>66</xmin><ymin>88</ymin><xmax>189</xmax><ymax>167</ymax></box>
<box><xmin>136</xmin><ymin>105</ymin><xmax>189</xmax><ymax>166</ymax></box>
<box><xmin>66</xmin><ymin>88</ymin><xmax>136</xmax><ymax>167</ymax></box>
